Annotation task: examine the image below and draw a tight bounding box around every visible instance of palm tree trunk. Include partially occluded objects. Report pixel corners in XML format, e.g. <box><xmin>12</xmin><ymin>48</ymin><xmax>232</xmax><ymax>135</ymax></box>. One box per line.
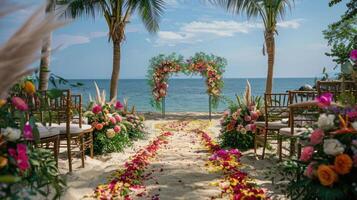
<box><xmin>38</xmin><ymin>1</ymin><xmax>54</xmax><ymax>91</ymax></box>
<box><xmin>265</xmin><ymin>31</ymin><xmax>275</xmax><ymax>94</ymax></box>
<box><xmin>38</xmin><ymin>33</ymin><xmax>52</xmax><ymax>90</ymax></box>
<box><xmin>110</xmin><ymin>41</ymin><xmax>121</xmax><ymax>100</ymax></box>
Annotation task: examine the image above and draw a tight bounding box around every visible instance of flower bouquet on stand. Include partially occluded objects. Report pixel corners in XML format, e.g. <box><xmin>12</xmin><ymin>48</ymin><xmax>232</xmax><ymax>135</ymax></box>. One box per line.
<box><xmin>219</xmin><ymin>81</ymin><xmax>263</xmax><ymax>151</ymax></box>
<box><xmin>272</xmin><ymin>92</ymin><xmax>357</xmax><ymax>200</ymax></box>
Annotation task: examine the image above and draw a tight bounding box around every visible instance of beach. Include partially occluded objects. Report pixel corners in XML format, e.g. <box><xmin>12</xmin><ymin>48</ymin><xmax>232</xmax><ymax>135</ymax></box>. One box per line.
<box><xmin>59</xmin><ymin>112</ymin><xmax>285</xmax><ymax>200</ymax></box>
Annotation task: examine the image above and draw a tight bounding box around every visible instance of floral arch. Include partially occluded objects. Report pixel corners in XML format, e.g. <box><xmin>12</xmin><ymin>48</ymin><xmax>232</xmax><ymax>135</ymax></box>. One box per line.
<box><xmin>147</xmin><ymin>52</ymin><xmax>227</xmax><ymax>117</ymax></box>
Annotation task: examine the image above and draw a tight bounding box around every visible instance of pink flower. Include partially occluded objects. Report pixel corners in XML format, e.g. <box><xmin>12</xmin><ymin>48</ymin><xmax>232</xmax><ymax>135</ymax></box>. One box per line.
<box><xmin>8</xmin><ymin>143</ymin><xmax>30</xmax><ymax>171</ymax></box>
<box><xmin>304</xmin><ymin>162</ymin><xmax>315</xmax><ymax>178</ymax></box>
<box><xmin>114</xmin><ymin>125</ymin><xmax>121</xmax><ymax>133</ymax></box>
<box><xmin>250</xmin><ymin>111</ymin><xmax>259</xmax><ymax>121</ymax></box>
<box><xmin>109</xmin><ymin>117</ymin><xmax>116</xmax><ymax>124</ymax></box>
<box><xmin>114</xmin><ymin>115</ymin><xmax>122</xmax><ymax>122</ymax></box>
<box><xmin>315</xmin><ymin>93</ymin><xmax>333</xmax><ymax>108</ymax></box>
<box><xmin>92</xmin><ymin>105</ymin><xmax>102</xmax><ymax>114</ymax></box>
<box><xmin>244</xmin><ymin>115</ymin><xmax>251</xmax><ymax>122</ymax></box>
<box><xmin>23</xmin><ymin>122</ymin><xmax>33</xmax><ymax>140</ymax></box>
<box><xmin>300</xmin><ymin>146</ymin><xmax>314</xmax><ymax>162</ymax></box>
<box><xmin>350</xmin><ymin>49</ymin><xmax>357</xmax><ymax>61</ymax></box>
<box><xmin>246</xmin><ymin>124</ymin><xmax>257</xmax><ymax>132</ymax></box>
<box><xmin>310</xmin><ymin>129</ymin><xmax>324</xmax><ymax>145</ymax></box>
<box><xmin>115</xmin><ymin>101</ymin><xmax>124</xmax><ymax>110</ymax></box>
<box><xmin>11</xmin><ymin>97</ymin><xmax>28</xmax><ymax>111</ymax></box>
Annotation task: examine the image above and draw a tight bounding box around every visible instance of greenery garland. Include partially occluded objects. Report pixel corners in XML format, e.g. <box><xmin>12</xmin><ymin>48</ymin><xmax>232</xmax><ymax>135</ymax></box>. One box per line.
<box><xmin>147</xmin><ymin>52</ymin><xmax>227</xmax><ymax>110</ymax></box>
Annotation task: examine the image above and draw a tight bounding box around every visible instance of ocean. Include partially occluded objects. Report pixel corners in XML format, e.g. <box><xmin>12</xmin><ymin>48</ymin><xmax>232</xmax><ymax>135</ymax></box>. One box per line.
<box><xmin>58</xmin><ymin>78</ymin><xmax>315</xmax><ymax>112</ymax></box>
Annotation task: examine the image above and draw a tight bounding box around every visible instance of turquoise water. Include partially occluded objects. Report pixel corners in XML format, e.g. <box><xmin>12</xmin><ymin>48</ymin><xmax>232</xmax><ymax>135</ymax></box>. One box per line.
<box><xmin>58</xmin><ymin>78</ymin><xmax>315</xmax><ymax>112</ymax></box>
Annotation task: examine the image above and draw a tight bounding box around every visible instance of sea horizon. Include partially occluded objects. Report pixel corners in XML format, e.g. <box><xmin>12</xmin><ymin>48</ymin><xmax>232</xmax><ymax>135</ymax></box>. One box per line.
<box><xmin>55</xmin><ymin>78</ymin><xmax>316</xmax><ymax>112</ymax></box>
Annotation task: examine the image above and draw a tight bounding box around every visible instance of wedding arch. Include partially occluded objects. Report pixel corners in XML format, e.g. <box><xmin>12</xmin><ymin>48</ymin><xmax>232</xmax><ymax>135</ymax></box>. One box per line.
<box><xmin>147</xmin><ymin>52</ymin><xmax>227</xmax><ymax>119</ymax></box>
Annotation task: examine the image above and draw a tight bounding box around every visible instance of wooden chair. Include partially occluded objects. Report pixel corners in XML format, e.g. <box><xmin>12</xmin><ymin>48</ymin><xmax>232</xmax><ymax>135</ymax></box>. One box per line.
<box><xmin>316</xmin><ymin>80</ymin><xmax>357</xmax><ymax>101</ymax></box>
<box><xmin>29</xmin><ymin>90</ymin><xmax>93</xmax><ymax>172</ymax></box>
<box><xmin>278</xmin><ymin>91</ymin><xmax>318</xmax><ymax>161</ymax></box>
<box><xmin>254</xmin><ymin>93</ymin><xmax>290</xmax><ymax>159</ymax></box>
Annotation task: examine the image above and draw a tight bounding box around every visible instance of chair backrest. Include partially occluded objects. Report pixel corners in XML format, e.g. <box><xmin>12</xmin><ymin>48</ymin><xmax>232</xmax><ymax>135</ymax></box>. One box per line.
<box><xmin>70</xmin><ymin>94</ymin><xmax>83</xmax><ymax>128</ymax></box>
<box><xmin>264</xmin><ymin>93</ymin><xmax>290</xmax><ymax>122</ymax></box>
<box><xmin>316</xmin><ymin>80</ymin><xmax>357</xmax><ymax>101</ymax></box>
<box><xmin>290</xmin><ymin>91</ymin><xmax>319</xmax><ymax>131</ymax></box>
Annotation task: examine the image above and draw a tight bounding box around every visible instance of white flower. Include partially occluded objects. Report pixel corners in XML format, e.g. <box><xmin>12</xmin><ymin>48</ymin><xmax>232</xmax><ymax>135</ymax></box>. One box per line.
<box><xmin>240</xmin><ymin>128</ymin><xmax>247</xmax><ymax>134</ymax></box>
<box><xmin>317</xmin><ymin>114</ymin><xmax>335</xmax><ymax>130</ymax></box>
<box><xmin>323</xmin><ymin>139</ymin><xmax>345</xmax><ymax>156</ymax></box>
<box><xmin>352</xmin><ymin>122</ymin><xmax>357</xmax><ymax>131</ymax></box>
<box><xmin>1</xmin><ymin>127</ymin><xmax>21</xmax><ymax>141</ymax></box>
<box><xmin>106</xmin><ymin>129</ymin><xmax>116</xmax><ymax>139</ymax></box>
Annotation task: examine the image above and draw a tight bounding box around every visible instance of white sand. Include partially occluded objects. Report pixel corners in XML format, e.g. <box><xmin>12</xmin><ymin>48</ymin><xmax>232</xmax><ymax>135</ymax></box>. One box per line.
<box><xmin>55</xmin><ymin>112</ymin><xmax>287</xmax><ymax>200</ymax></box>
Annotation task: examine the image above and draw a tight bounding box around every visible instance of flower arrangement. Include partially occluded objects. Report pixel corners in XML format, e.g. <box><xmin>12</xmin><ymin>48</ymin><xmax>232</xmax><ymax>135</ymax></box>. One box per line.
<box><xmin>273</xmin><ymin>92</ymin><xmax>357</xmax><ymax>200</ymax></box>
<box><xmin>93</xmin><ymin>131</ymin><xmax>173</xmax><ymax>199</ymax></box>
<box><xmin>86</xmin><ymin>83</ymin><xmax>145</xmax><ymax>154</ymax></box>
<box><xmin>0</xmin><ymin>79</ymin><xmax>65</xmax><ymax>199</ymax></box>
<box><xmin>198</xmin><ymin>130</ymin><xmax>267</xmax><ymax>199</ymax></box>
<box><xmin>147</xmin><ymin>52</ymin><xmax>227</xmax><ymax>109</ymax></box>
<box><xmin>185</xmin><ymin>52</ymin><xmax>226</xmax><ymax>108</ymax></box>
<box><xmin>147</xmin><ymin>53</ymin><xmax>184</xmax><ymax>109</ymax></box>
<box><xmin>219</xmin><ymin>81</ymin><xmax>263</xmax><ymax>151</ymax></box>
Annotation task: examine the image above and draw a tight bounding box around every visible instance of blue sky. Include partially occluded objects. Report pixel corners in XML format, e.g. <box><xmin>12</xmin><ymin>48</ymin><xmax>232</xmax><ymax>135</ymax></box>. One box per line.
<box><xmin>0</xmin><ymin>0</ymin><xmax>349</xmax><ymax>79</ymax></box>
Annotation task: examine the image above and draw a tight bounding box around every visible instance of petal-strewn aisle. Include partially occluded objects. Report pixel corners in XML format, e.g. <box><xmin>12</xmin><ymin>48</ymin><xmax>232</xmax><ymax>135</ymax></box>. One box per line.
<box><xmin>137</xmin><ymin>120</ymin><xmax>222</xmax><ymax>200</ymax></box>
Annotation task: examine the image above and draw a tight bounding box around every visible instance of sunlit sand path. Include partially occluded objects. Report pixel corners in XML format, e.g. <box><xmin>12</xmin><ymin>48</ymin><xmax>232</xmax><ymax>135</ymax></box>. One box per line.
<box><xmin>137</xmin><ymin>120</ymin><xmax>223</xmax><ymax>200</ymax></box>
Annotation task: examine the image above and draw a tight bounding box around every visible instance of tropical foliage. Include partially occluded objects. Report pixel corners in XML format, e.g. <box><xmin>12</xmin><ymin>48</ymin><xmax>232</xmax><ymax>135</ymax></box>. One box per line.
<box><xmin>62</xmin><ymin>0</ymin><xmax>166</xmax><ymax>99</ymax></box>
<box><xmin>211</xmin><ymin>0</ymin><xmax>295</xmax><ymax>94</ymax></box>
<box><xmin>219</xmin><ymin>81</ymin><xmax>263</xmax><ymax>151</ymax></box>
<box><xmin>0</xmin><ymin>79</ymin><xmax>65</xmax><ymax>199</ymax></box>
<box><xmin>147</xmin><ymin>52</ymin><xmax>226</xmax><ymax>109</ymax></box>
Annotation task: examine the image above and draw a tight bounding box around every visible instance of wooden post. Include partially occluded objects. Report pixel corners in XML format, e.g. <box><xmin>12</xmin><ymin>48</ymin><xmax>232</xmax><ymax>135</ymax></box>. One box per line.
<box><xmin>162</xmin><ymin>97</ymin><xmax>165</xmax><ymax>119</ymax></box>
<box><xmin>209</xmin><ymin>95</ymin><xmax>212</xmax><ymax>121</ymax></box>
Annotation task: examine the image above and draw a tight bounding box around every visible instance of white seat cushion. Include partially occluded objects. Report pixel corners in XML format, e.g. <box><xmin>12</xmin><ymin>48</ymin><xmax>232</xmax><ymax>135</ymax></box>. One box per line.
<box><xmin>36</xmin><ymin>124</ymin><xmax>60</xmax><ymax>139</ymax></box>
<box><xmin>279</xmin><ymin>127</ymin><xmax>307</xmax><ymax>136</ymax></box>
<box><xmin>50</xmin><ymin>123</ymin><xmax>92</xmax><ymax>134</ymax></box>
<box><xmin>254</xmin><ymin>121</ymin><xmax>289</xmax><ymax>129</ymax></box>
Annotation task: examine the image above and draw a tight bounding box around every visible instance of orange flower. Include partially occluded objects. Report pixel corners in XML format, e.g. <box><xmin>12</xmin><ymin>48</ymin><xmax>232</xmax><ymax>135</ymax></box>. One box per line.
<box><xmin>0</xmin><ymin>99</ymin><xmax>6</xmax><ymax>108</ymax></box>
<box><xmin>23</xmin><ymin>81</ymin><xmax>36</xmax><ymax>95</ymax></box>
<box><xmin>334</xmin><ymin>154</ymin><xmax>353</xmax><ymax>175</ymax></box>
<box><xmin>317</xmin><ymin>164</ymin><xmax>338</xmax><ymax>187</ymax></box>
<box><xmin>95</xmin><ymin>123</ymin><xmax>104</xmax><ymax>131</ymax></box>
<box><xmin>0</xmin><ymin>156</ymin><xmax>8</xmax><ymax>169</ymax></box>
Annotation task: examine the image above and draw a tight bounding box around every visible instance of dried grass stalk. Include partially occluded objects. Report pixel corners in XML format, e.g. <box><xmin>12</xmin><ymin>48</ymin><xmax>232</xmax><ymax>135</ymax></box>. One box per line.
<box><xmin>0</xmin><ymin>2</ymin><xmax>64</xmax><ymax>98</ymax></box>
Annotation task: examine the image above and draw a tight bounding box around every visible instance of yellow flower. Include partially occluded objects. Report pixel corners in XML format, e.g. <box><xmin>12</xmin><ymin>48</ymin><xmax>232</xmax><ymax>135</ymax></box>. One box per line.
<box><xmin>317</xmin><ymin>164</ymin><xmax>338</xmax><ymax>186</ymax></box>
<box><xmin>334</xmin><ymin>154</ymin><xmax>353</xmax><ymax>175</ymax></box>
<box><xmin>0</xmin><ymin>99</ymin><xmax>6</xmax><ymax>108</ymax></box>
<box><xmin>23</xmin><ymin>81</ymin><xmax>36</xmax><ymax>94</ymax></box>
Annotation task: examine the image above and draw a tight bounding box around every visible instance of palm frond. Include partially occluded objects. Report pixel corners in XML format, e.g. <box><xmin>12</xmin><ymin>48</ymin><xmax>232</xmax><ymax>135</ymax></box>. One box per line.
<box><xmin>0</xmin><ymin>2</ymin><xmax>63</xmax><ymax>98</ymax></box>
<box><xmin>60</xmin><ymin>0</ymin><xmax>103</xmax><ymax>19</ymax></box>
<box><xmin>128</xmin><ymin>0</ymin><xmax>165</xmax><ymax>33</ymax></box>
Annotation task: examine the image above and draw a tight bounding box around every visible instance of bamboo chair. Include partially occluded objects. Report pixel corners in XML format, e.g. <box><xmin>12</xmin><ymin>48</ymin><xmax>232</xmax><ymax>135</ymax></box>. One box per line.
<box><xmin>254</xmin><ymin>93</ymin><xmax>290</xmax><ymax>159</ymax></box>
<box><xmin>316</xmin><ymin>80</ymin><xmax>357</xmax><ymax>101</ymax></box>
<box><xmin>29</xmin><ymin>90</ymin><xmax>93</xmax><ymax>172</ymax></box>
<box><xmin>278</xmin><ymin>91</ymin><xmax>318</xmax><ymax>161</ymax></box>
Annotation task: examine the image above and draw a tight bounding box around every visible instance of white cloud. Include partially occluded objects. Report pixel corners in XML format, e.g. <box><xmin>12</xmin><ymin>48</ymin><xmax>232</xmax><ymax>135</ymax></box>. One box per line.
<box><xmin>53</xmin><ymin>31</ymin><xmax>108</xmax><ymax>49</ymax></box>
<box><xmin>154</xmin><ymin>19</ymin><xmax>303</xmax><ymax>46</ymax></box>
<box><xmin>277</xmin><ymin>19</ymin><xmax>303</xmax><ymax>29</ymax></box>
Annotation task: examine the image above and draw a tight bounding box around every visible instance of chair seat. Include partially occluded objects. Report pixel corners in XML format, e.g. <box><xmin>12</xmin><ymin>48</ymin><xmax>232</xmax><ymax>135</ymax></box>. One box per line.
<box><xmin>50</xmin><ymin>123</ymin><xmax>92</xmax><ymax>134</ymax></box>
<box><xmin>279</xmin><ymin>127</ymin><xmax>308</xmax><ymax>136</ymax></box>
<box><xmin>36</xmin><ymin>124</ymin><xmax>60</xmax><ymax>139</ymax></box>
<box><xmin>254</xmin><ymin>121</ymin><xmax>288</xmax><ymax>130</ymax></box>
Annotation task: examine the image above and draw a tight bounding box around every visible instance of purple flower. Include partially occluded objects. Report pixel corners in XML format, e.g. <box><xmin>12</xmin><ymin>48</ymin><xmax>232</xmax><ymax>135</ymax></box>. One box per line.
<box><xmin>315</xmin><ymin>93</ymin><xmax>333</xmax><ymax>108</ymax></box>
<box><xmin>350</xmin><ymin>49</ymin><xmax>357</xmax><ymax>61</ymax></box>
<box><xmin>23</xmin><ymin>122</ymin><xmax>33</xmax><ymax>140</ymax></box>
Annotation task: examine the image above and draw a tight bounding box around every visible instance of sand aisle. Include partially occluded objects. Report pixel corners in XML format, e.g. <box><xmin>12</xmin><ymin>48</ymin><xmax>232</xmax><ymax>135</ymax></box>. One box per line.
<box><xmin>136</xmin><ymin>120</ymin><xmax>223</xmax><ymax>200</ymax></box>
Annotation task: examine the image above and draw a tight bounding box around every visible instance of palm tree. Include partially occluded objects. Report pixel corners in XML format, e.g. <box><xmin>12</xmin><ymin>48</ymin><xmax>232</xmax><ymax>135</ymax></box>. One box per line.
<box><xmin>63</xmin><ymin>0</ymin><xmax>165</xmax><ymax>99</ymax></box>
<box><xmin>38</xmin><ymin>0</ymin><xmax>55</xmax><ymax>91</ymax></box>
<box><xmin>211</xmin><ymin>0</ymin><xmax>294</xmax><ymax>94</ymax></box>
